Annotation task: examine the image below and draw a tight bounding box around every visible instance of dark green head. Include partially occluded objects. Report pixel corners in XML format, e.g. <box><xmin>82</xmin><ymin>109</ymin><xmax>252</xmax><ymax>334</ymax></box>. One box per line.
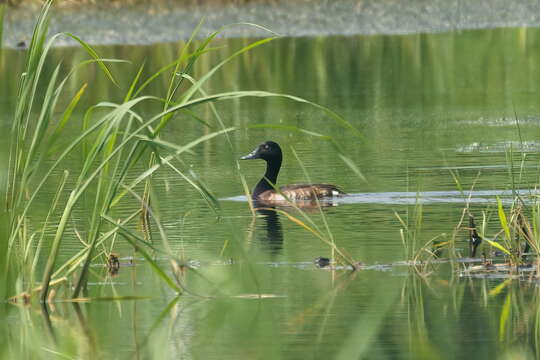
<box><xmin>240</xmin><ymin>141</ymin><xmax>282</xmax><ymax>162</ymax></box>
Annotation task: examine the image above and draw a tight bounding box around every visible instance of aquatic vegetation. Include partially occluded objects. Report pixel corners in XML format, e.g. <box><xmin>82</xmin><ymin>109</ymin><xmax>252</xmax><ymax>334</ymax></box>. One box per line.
<box><xmin>0</xmin><ymin>2</ymin><xmax>370</xmax><ymax>357</ymax></box>
<box><xmin>3</xmin><ymin>0</ymin><xmax>363</xmax><ymax>307</ymax></box>
<box><xmin>6</xmin><ymin>1</ymin><xmax>540</xmax><ymax>359</ymax></box>
<box><xmin>396</xmin><ymin>181</ymin><xmax>540</xmax><ymax>280</ymax></box>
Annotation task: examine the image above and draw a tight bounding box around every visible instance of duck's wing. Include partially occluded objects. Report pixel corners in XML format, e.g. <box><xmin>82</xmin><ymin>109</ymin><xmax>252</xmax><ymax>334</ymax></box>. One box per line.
<box><xmin>278</xmin><ymin>184</ymin><xmax>346</xmax><ymax>200</ymax></box>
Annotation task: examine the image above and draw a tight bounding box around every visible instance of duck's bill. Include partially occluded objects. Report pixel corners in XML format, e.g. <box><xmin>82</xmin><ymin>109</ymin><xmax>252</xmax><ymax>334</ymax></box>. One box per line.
<box><xmin>240</xmin><ymin>149</ymin><xmax>259</xmax><ymax>160</ymax></box>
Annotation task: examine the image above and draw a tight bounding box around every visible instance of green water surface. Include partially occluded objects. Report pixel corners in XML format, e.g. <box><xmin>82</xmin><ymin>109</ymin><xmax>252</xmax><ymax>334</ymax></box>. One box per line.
<box><xmin>2</xmin><ymin>27</ymin><xmax>540</xmax><ymax>359</ymax></box>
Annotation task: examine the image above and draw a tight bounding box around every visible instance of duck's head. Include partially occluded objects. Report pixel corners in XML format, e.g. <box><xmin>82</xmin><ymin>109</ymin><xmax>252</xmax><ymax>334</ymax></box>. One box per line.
<box><xmin>240</xmin><ymin>141</ymin><xmax>282</xmax><ymax>162</ymax></box>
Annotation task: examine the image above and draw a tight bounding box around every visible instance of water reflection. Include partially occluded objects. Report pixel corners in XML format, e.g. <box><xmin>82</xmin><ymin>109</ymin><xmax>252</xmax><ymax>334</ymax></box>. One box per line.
<box><xmin>250</xmin><ymin>199</ymin><xmax>342</xmax><ymax>255</ymax></box>
<box><xmin>253</xmin><ymin>204</ymin><xmax>284</xmax><ymax>254</ymax></box>
<box><xmin>40</xmin><ymin>303</ymin><xmax>56</xmax><ymax>345</ymax></box>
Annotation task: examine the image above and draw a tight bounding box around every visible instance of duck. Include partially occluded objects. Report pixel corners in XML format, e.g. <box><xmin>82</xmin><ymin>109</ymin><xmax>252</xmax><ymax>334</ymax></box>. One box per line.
<box><xmin>240</xmin><ymin>141</ymin><xmax>346</xmax><ymax>202</ymax></box>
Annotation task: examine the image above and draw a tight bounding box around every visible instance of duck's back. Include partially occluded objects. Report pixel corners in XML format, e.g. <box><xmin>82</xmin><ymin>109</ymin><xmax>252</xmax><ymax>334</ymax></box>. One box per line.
<box><xmin>258</xmin><ymin>184</ymin><xmax>345</xmax><ymax>201</ymax></box>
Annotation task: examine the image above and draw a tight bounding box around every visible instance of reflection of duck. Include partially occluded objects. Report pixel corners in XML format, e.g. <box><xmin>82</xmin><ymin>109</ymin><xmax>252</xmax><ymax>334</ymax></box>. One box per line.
<box><xmin>240</xmin><ymin>141</ymin><xmax>345</xmax><ymax>203</ymax></box>
<box><xmin>254</xmin><ymin>204</ymin><xmax>283</xmax><ymax>253</ymax></box>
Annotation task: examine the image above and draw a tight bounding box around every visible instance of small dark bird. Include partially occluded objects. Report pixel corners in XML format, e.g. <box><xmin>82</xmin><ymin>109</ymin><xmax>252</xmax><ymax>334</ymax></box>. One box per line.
<box><xmin>107</xmin><ymin>253</ymin><xmax>120</xmax><ymax>276</ymax></box>
<box><xmin>240</xmin><ymin>141</ymin><xmax>345</xmax><ymax>202</ymax></box>
<box><xmin>314</xmin><ymin>257</ymin><xmax>331</xmax><ymax>268</ymax></box>
<box><xmin>469</xmin><ymin>215</ymin><xmax>482</xmax><ymax>258</ymax></box>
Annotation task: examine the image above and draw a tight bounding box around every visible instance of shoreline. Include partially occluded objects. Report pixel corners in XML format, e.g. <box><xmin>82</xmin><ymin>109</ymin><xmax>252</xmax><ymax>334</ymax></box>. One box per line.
<box><xmin>3</xmin><ymin>0</ymin><xmax>540</xmax><ymax>48</ymax></box>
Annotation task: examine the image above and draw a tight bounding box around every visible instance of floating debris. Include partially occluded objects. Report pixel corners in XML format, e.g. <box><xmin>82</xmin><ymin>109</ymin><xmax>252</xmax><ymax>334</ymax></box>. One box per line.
<box><xmin>460</xmin><ymin>259</ymin><xmax>540</xmax><ymax>279</ymax></box>
<box><xmin>9</xmin><ymin>292</ymin><xmax>31</xmax><ymax>305</ymax></box>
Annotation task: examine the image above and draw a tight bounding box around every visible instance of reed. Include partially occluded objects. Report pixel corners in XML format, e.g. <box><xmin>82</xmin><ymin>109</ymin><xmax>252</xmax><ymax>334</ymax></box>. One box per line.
<box><xmin>3</xmin><ymin>0</ymin><xmax>364</xmax><ymax>309</ymax></box>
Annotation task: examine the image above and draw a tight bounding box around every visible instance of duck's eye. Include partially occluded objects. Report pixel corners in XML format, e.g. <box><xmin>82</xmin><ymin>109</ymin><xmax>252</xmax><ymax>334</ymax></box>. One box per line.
<box><xmin>264</xmin><ymin>144</ymin><xmax>269</xmax><ymax>150</ymax></box>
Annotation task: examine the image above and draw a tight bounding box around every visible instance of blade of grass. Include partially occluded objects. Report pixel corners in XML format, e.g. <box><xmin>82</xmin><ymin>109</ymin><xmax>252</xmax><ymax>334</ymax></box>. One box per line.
<box><xmin>497</xmin><ymin>197</ymin><xmax>511</xmax><ymax>241</ymax></box>
<box><xmin>63</xmin><ymin>32</ymin><xmax>119</xmax><ymax>86</ymax></box>
<box><xmin>483</xmin><ymin>238</ymin><xmax>512</xmax><ymax>257</ymax></box>
<box><xmin>101</xmin><ymin>215</ymin><xmax>181</xmax><ymax>293</ymax></box>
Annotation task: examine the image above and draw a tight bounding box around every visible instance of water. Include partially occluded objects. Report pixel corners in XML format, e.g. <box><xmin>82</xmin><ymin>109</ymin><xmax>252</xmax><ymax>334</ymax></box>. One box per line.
<box><xmin>3</xmin><ymin>27</ymin><xmax>540</xmax><ymax>358</ymax></box>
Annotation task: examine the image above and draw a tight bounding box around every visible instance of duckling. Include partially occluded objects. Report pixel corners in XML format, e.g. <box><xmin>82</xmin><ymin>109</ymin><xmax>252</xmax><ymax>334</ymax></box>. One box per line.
<box><xmin>240</xmin><ymin>141</ymin><xmax>345</xmax><ymax>202</ymax></box>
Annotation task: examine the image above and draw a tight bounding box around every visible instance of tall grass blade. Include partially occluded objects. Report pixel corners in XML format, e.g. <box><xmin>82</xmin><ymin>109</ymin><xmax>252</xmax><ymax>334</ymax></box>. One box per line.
<box><xmin>49</xmin><ymin>83</ymin><xmax>87</xmax><ymax>149</ymax></box>
<box><xmin>111</xmin><ymin>127</ymin><xmax>235</xmax><ymax>206</ymax></box>
<box><xmin>483</xmin><ymin>238</ymin><xmax>512</xmax><ymax>257</ymax></box>
<box><xmin>124</xmin><ymin>63</ymin><xmax>145</xmax><ymax>102</ymax></box>
<box><xmin>246</xmin><ymin>102</ymin><xmax>361</xmax><ymax>139</ymax></box>
<box><xmin>164</xmin><ymin>161</ymin><xmax>221</xmax><ymax>214</ymax></box>
<box><xmin>497</xmin><ymin>197</ymin><xmax>511</xmax><ymax>241</ymax></box>
<box><xmin>101</xmin><ymin>215</ymin><xmax>181</xmax><ymax>293</ymax></box>
<box><xmin>29</xmin><ymin>170</ymin><xmax>69</xmax><ymax>290</ymax></box>
<box><xmin>180</xmin><ymin>38</ymin><xmax>277</xmax><ymax>106</ymax></box>
<box><xmin>63</xmin><ymin>32</ymin><xmax>119</xmax><ymax>86</ymax></box>
<box><xmin>40</xmin><ymin>191</ymin><xmax>76</xmax><ymax>302</ymax></box>
<box><xmin>52</xmin><ymin>210</ymin><xmax>141</xmax><ymax>280</ymax></box>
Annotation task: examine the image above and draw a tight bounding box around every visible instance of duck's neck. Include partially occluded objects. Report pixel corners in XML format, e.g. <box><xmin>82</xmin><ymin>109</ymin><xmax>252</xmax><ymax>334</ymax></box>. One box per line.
<box><xmin>253</xmin><ymin>157</ymin><xmax>282</xmax><ymax>198</ymax></box>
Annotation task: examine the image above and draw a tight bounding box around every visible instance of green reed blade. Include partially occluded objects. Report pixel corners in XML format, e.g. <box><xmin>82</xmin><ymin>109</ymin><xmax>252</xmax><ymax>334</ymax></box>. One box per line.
<box><xmin>497</xmin><ymin>197</ymin><xmax>511</xmax><ymax>241</ymax></box>
<box><xmin>20</xmin><ymin>64</ymin><xmax>61</xmax><ymax>182</ymax></box>
<box><xmin>163</xmin><ymin>17</ymin><xmax>204</xmax><ymax>109</ymax></box>
<box><xmin>124</xmin><ymin>62</ymin><xmax>145</xmax><ymax>102</ymax></box>
<box><xmin>31</xmin><ymin>101</ymin><xmax>145</xmax><ymax>300</ymax></box>
<box><xmin>290</xmin><ymin>147</ymin><xmax>334</xmax><ymax>240</ymax></box>
<box><xmin>7</xmin><ymin>31</ymin><xmax>124</xmax><ymax>224</ymax></box>
<box><xmin>111</xmin><ymin>127</ymin><xmax>235</xmax><ymax>206</ymax></box>
<box><xmin>63</xmin><ymin>32</ymin><xmax>119</xmax><ymax>86</ymax></box>
<box><xmin>52</xmin><ymin>210</ymin><xmax>141</xmax><ymax>280</ymax></box>
<box><xmin>29</xmin><ymin>170</ymin><xmax>69</xmax><ymax>290</ymax></box>
<box><xmin>101</xmin><ymin>215</ymin><xmax>181</xmax><ymax>293</ymax></box>
<box><xmin>40</xmin><ymin>190</ymin><xmax>77</xmax><ymax>302</ymax></box>
<box><xmin>49</xmin><ymin>120</ymin><xmax>232</xmax><ymax>297</ymax></box>
<box><xmin>483</xmin><ymin>238</ymin><xmax>512</xmax><ymax>257</ymax></box>
<box><xmin>179</xmin><ymin>38</ymin><xmax>277</xmax><ymax>106</ymax></box>
<box><xmin>179</xmin><ymin>73</ymin><xmax>233</xmax><ymax>146</ymax></box>
<box><xmin>164</xmin><ymin>160</ymin><xmax>221</xmax><ymax>214</ymax></box>
<box><xmin>133</xmin><ymin>60</ymin><xmax>178</xmax><ymax>98</ymax></box>
<box><xmin>180</xmin><ymin>109</ymin><xmax>214</xmax><ymax>129</ymax></box>
<box><xmin>49</xmin><ymin>83</ymin><xmax>87</xmax><ymax>147</ymax></box>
